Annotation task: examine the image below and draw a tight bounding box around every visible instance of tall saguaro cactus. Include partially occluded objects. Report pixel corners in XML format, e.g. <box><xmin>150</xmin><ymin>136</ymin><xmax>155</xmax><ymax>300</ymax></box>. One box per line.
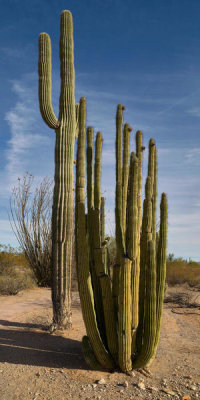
<box><xmin>38</xmin><ymin>10</ymin><xmax>76</xmax><ymax>329</ymax></box>
<box><xmin>75</xmin><ymin>103</ymin><xmax>168</xmax><ymax>372</ymax></box>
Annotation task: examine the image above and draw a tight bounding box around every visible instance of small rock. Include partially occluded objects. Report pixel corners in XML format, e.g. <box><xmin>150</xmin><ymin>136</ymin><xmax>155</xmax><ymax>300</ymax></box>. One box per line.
<box><xmin>182</xmin><ymin>396</ymin><xmax>191</xmax><ymax>400</ymax></box>
<box><xmin>183</xmin><ymin>376</ymin><xmax>192</xmax><ymax>380</ymax></box>
<box><xmin>189</xmin><ymin>385</ymin><xmax>197</xmax><ymax>391</ymax></box>
<box><xmin>122</xmin><ymin>381</ymin><xmax>129</xmax><ymax>388</ymax></box>
<box><xmin>126</xmin><ymin>370</ymin><xmax>135</xmax><ymax>377</ymax></box>
<box><xmin>92</xmin><ymin>384</ymin><xmax>97</xmax><ymax>389</ymax></box>
<box><xmin>96</xmin><ymin>378</ymin><xmax>106</xmax><ymax>385</ymax></box>
<box><xmin>35</xmin><ymin>372</ymin><xmax>40</xmax><ymax>377</ymax></box>
<box><xmin>148</xmin><ymin>386</ymin><xmax>159</xmax><ymax>392</ymax></box>
<box><xmin>162</xmin><ymin>379</ymin><xmax>167</xmax><ymax>386</ymax></box>
<box><xmin>162</xmin><ymin>388</ymin><xmax>177</xmax><ymax>396</ymax></box>
<box><xmin>137</xmin><ymin>381</ymin><xmax>145</xmax><ymax>390</ymax></box>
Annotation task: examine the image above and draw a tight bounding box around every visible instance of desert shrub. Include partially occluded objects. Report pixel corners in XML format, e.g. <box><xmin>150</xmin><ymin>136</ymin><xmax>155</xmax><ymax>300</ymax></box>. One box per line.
<box><xmin>9</xmin><ymin>173</ymin><xmax>52</xmax><ymax>286</ymax></box>
<box><xmin>166</xmin><ymin>259</ymin><xmax>200</xmax><ymax>288</ymax></box>
<box><xmin>0</xmin><ymin>245</ymin><xmax>36</xmax><ymax>295</ymax></box>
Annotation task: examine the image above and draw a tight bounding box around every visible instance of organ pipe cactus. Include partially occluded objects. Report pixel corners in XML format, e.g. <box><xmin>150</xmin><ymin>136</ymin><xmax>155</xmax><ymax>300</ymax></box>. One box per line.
<box><xmin>75</xmin><ymin>101</ymin><xmax>168</xmax><ymax>372</ymax></box>
<box><xmin>38</xmin><ymin>10</ymin><xmax>76</xmax><ymax>329</ymax></box>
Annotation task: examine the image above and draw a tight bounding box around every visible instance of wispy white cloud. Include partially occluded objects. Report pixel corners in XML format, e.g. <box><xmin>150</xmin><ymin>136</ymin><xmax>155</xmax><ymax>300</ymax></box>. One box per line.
<box><xmin>187</xmin><ymin>107</ymin><xmax>200</xmax><ymax>117</ymax></box>
<box><xmin>185</xmin><ymin>148</ymin><xmax>200</xmax><ymax>165</ymax></box>
<box><xmin>3</xmin><ymin>74</ymin><xmax>54</xmax><ymax>193</ymax></box>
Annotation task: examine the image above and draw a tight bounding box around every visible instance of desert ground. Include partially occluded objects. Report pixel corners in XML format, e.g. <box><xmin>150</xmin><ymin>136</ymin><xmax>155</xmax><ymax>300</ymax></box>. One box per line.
<box><xmin>0</xmin><ymin>286</ymin><xmax>199</xmax><ymax>400</ymax></box>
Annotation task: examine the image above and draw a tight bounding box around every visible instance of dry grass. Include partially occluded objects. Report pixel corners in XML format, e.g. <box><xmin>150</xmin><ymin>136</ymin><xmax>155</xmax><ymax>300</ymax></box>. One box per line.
<box><xmin>0</xmin><ymin>246</ymin><xmax>37</xmax><ymax>295</ymax></box>
<box><xmin>166</xmin><ymin>260</ymin><xmax>200</xmax><ymax>288</ymax></box>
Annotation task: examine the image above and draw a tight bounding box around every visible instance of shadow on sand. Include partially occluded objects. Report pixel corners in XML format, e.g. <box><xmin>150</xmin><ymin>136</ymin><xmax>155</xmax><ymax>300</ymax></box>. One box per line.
<box><xmin>0</xmin><ymin>320</ymin><xmax>88</xmax><ymax>370</ymax></box>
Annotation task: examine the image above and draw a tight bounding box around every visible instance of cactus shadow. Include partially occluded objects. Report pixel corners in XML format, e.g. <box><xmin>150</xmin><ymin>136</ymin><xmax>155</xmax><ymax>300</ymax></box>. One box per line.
<box><xmin>0</xmin><ymin>323</ymin><xmax>88</xmax><ymax>370</ymax></box>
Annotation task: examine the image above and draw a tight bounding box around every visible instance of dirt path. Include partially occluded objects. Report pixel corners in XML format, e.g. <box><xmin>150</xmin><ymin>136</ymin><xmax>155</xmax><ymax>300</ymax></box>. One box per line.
<box><xmin>0</xmin><ymin>287</ymin><xmax>199</xmax><ymax>400</ymax></box>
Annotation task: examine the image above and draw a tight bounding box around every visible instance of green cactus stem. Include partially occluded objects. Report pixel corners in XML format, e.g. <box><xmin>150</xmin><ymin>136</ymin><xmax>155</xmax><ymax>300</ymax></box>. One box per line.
<box><xmin>136</xmin><ymin>176</ymin><xmax>152</xmax><ymax>353</ymax></box>
<box><xmin>126</xmin><ymin>153</ymin><xmax>139</xmax><ymax>353</ymax></box>
<box><xmin>150</xmin><ymin>193</ymin><xmax>168</xmax><ymax>364</ymax></box>
<box><xmin>113</xmin><ymin>104</ymin><xmax>125</xmax><ymax>314</ymax></box>
<box><xmin>118</xmin><ymin>257</ymin><xmax>132</xmax><ymax>371</ymax></box>
<box><xmin>75</xmin><ymin>103</ymin><xmax>80</xmax><ymax>139</ymax></box>
<box><xmin>82</xmin><ymin>336</ymin><xmax>104</xmax><ymax>371</ymax></box>
<box><xmin>122</xmin><ymin>123</ymin><xmax>131</xmax><ymax>236</ymax></box>
<box><xmin>38</xmin><ymin>10</ymin><xmax>75</xmax><ymax>329</ymax></box>
<box><xmin>152</xmin><ymin>146</ymin><xmax>157</xmax><ymax>242</ymax></box>
<box><xmin>87</xmin><ymin>127</ymin><xmax>94</xmax><ymax>211</ymax></box>
<box><xmin>100</xmin><ymin>197</ymin><xmax>105</xmax><ymax>243</ymax></box>
<box><xmin>132</xmin><ymin>240</ymin><xmax>156</xmax><ymax>368</ymax></box>
<box><xmin>75</xmin><ymin>101</ymin><xmax>168</xmax><ymax>373</ymax></box>
<box><xmin>75</xmin><ymin>97</ymin><xmax>115</xmax><ymax>370</ymax></box>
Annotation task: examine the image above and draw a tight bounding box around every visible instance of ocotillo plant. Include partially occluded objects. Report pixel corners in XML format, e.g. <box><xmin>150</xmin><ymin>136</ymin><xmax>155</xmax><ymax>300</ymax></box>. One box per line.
<box><xmin>75</xmin><ymin>102</ymin><xmax>168</xmax><ymax>372</ymax></box>
<box><xmin>38</xmin><ymin>10</ymin><xmax>76</xmax><ymax>329</ymax></box>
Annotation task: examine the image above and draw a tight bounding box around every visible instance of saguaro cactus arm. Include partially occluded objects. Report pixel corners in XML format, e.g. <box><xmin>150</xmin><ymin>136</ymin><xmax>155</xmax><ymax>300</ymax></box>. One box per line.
<box><xmin>58</xmin><ymin>10</ymin><xmax>75</xmax><ymax>121</ymax></box>
<box><xmin>38</xmin><ymin>33</ymin><xmax>59</xmax><ymax>129</ymax></box>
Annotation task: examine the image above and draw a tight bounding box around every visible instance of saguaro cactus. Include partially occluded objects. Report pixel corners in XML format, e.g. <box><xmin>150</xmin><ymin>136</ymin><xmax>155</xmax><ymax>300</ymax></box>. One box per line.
<box><xmin>75</xmin><ymin>103</ymin><xmax>168</xmax><ymax>372</ymax></box>
<box><xmin>38</xmin><ymin>10</ymin><xmax>75</xmax><ymax>329</ymax></box>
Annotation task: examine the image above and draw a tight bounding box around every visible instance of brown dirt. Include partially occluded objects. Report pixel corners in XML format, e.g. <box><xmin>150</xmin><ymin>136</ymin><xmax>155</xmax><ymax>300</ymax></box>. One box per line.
<box><xmin>0</xmin><ymin>286</ymin><xmax>199</xmax><ymax>400</ymax></box>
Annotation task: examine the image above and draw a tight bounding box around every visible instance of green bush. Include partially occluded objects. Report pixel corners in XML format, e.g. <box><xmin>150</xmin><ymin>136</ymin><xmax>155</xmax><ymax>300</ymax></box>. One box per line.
<box><xmin>0</xmin><ymin>244</ymin><xmax>37</xmax><ymax>295</ymax></box>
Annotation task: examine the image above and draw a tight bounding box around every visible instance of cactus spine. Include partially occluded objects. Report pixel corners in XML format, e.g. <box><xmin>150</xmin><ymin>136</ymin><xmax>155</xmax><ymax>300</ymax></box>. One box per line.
<box><xmin>38</xmin><ymin>10</ymin><xmax>75</xmax><ymax>329</ymax></box>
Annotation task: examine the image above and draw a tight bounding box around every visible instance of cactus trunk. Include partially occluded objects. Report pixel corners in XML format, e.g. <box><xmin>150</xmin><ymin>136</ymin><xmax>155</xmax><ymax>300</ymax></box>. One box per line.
<box><xmin>38</xmin><ymin>10</ymin><xmax>75</xmax><ymax>329</ymax></box>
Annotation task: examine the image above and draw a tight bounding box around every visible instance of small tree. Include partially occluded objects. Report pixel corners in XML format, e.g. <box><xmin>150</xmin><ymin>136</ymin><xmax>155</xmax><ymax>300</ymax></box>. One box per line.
<box><xmin>10</xmin><ymin>172</ymin><xmax>53</xmax><ymax>286</ymax></box>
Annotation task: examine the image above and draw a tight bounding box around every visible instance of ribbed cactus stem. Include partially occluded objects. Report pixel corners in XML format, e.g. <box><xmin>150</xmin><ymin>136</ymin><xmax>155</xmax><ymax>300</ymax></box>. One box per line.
<box><xmin>75</xmin><ymin>103</ymin><xmax>80</xmax><ymax>139</ymax></box>
<box><xmin>113</xmin><ymin>104</ymin><xmax>125</xmax><ymax>313</ymax></box>
<box><xmin>126</xmin><ymin>152</ymin><xmax>138</xmax><ymax>260</ymax></box>
<box><xmin>132</xmin><ymin>240</ymin><xmax>156</xmax><ymax>368</ymax></box>
<box><xmin>88</xmin><ymin>132</ymin><xmax>106</xmax><ymax>344</ymax></box>
<box><xmin>150</xmin><ymin>193</ymin><xmax>168</xmax><ymax>364</ymax></box>
<box><xmin>39</xmin><ymin>10</ymin><xmax>76</xmax><ymax>328</ymax></box>
<box><xmin>136</xmin><ymin>131</ymin><xmax>143</xmax><ymax>195</ymax></box>
<box><xmin>136</xmin><ymin>130</ymin><xmax>143</xmax><ymax>248</ymax></box>
<box><xmin>122</xmin><ymin>123</ymin><xmax>131</xmax><ymax>238</ymax></box>
<box><xmin>82</xmin><ymin>336</ymin><xmax>104</xmax><ymax>371</ymax></box>
<box><xmin>132</xmin><ymin>130</ymin><xmax>143</xmax><ymax>352</ymax></box>
<box><xmin>87</xmin><ymin>127</ymin><xmax>94</xmax><ymax>211</ymax></box>
<box><xmin>152</xmin><ymin>146</ymin><xmax>157</xmax><ymax>242</ymax></box>
<box><xmin>115</xmin><ymin>104</ymin><xmax>125</xmax><ymax>255</ymax></box>
<box><xmin>94</xmin><ymin>132</ymin><xmax>103</xmax><ymax>210</ymax></box>
<box><xmin>126</xmin><ymin>153</ymin><xmax>140</xmax><ymax>352</ymax></box>
<box><xmin>100</xmin><ymin>197</ymin><xmax>105</xmax><ymax>243</ymax></box>
<box><xmin>38</xmin><ymin>33</ymin><xmax>59</xmax><ymax>129</ymax></box>
<box><xmin>118</xmin><ymin>257</ymin><xmax>132</xmax><ymax>372</ymax></box>
<box><xmin>59</xmin><ymin>11</ymin><xmax>75</xmax><ymax>120</ymax></box>
<box><xmin>76</xmin><ymin>97</ymin><xmax>86</xmax><ymax>204</ymax></box>
<box><xmin>136</xmin><ymin>175</ymin><xmax>152</xmax><ymax>353</ymax></box>
<box><xmin>75</xmin><ymin>97</ymin><xmax>114</xmax><ymax>370</ymax></box>
<box><xmin>148</xmin><ymin>138</ymin><xmax>155</xmax><ymax>197</ymax></box>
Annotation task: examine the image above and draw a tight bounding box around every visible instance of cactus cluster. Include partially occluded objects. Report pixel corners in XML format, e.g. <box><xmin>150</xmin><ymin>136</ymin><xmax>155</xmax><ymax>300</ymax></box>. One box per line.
<box><xmin>38</xmin><ymin>9</ymin><xmax>168</xmax><ymax>371</ymax></box>
<box><xmin>75</xmin><ymin>101</ymin><xmax>168</xmax><ymax>372</ymax></box>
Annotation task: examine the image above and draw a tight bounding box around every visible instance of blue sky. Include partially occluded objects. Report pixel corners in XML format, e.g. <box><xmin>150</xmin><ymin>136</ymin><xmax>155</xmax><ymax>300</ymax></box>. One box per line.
<box><xmin>0</xmin><ymin>0</ymin><xmax>200</xmax><ymax>259</ymax></box>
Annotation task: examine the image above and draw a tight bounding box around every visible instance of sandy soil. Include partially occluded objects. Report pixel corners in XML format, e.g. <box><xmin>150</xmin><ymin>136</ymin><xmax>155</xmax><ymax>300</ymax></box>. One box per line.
<box><xmin>0</xmin><ymin>286</ymin><xmax>199</xmax><ymax>400</ymax></box>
